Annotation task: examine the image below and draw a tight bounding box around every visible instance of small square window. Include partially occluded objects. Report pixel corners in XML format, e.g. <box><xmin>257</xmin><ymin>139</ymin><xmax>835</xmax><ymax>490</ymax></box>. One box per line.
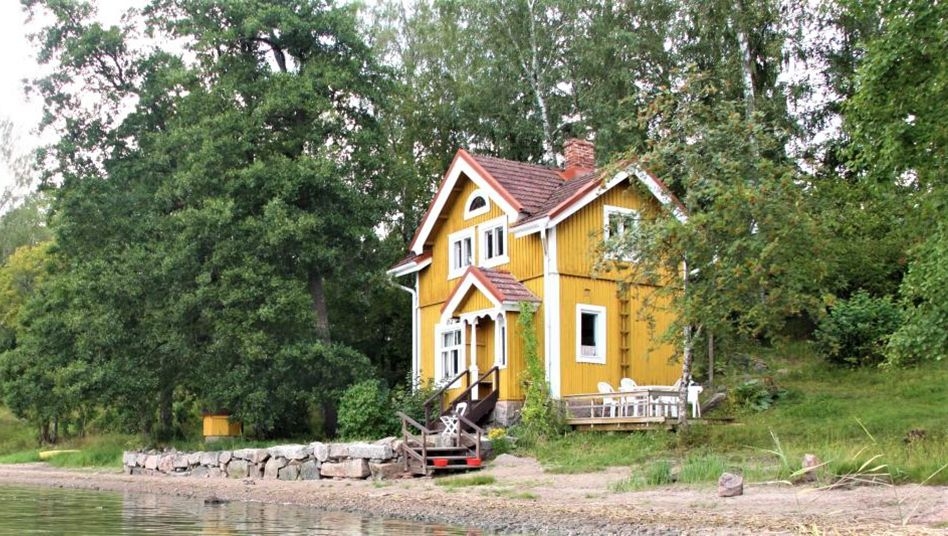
<box><xmin>576</xmin><ymin>304</ymin><xmax>606</xmax><ymax>364</ymax></box>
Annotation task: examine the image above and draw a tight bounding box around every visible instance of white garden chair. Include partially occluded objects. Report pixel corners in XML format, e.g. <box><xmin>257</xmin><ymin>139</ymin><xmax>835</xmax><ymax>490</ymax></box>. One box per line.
<box><xmin>597</xmin><ymin>382</ymin><xmax>619</xmax><ymax>418</ymax></box>
<box><xmin>440</xmin><ymin>402</ymin><xmax>467</xmax><ymax>445</ymax></box>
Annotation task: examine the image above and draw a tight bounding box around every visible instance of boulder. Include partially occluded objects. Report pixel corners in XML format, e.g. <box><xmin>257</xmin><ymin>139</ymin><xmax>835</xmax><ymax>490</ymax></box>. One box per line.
<box><xmin>268</xmin><ymin>444</ymin><xmax>312</xmax><ymax>460</ymax></box>
<box><xmin>278</xmin><ymin>462</ymin><xmax>301</xmax><ymax>481</ymax></box>
<box><xmin>328</xmin><ymin>443</ymin><xmax>349</xmax><ymax>459</ymax></box>
<box><xmin>264</xmin><ymin>457</ymin><xmax>288</xmax><ymax>480</ymax></box>
<box><xmin>798</xmin><ymin>454</ymin><xmax>822</xmax><ymax>483</ymax></box>
<box><xmin>122</xmin><ymin>451</ymin><xmax>138</xmax><ymax>467</ymax></box>
<box><xmin>144</xmin><ymin>455</ymin><xmax>159</xmax><ymax>471</ymax></box>
<box><xmin>158</xmin><ymin>455</ymin><xmax>175</xmax><ymax>474</ymax></box>
<box><xmin>227</xmin><ymin>459</ymin><xmax>249</xmax><ymax>479</ymax></box>
<box><xmin>187</xmin><ymin>452</ymin><xmax>202</xmax><ymax>466</ymax></box>
<box><xmin>320</xmin><ymin>459</ymin><xmax>369</xmax><ymax>479</ymax></box>
<box><xmin>206</xmin><ymin>467</ymin><xmax>223</xmax><ymax>479</ymax></box>
<box><xmin>299</xmin><ymin>460</ymin><xmax>320</xmax><ymax>480</ymax></box>
<box><xmin>218</xmin><ymin>451</ymin><xmax>232</xmax><ymax>464</ymax></box>
<box><xmin>369</xmin><ymin>462</ymin><xmax>405</xmax><ymax>481</ymax></box>
<box><xmin>191</xmin><ymin>465</ymin><xmax>210</xmax><ymax>478</ymax></box>
<box><xmin>348</xmin><ymin>443</ymin><xmax>393</xmax><ymax>461</ymax></box>
<box><xmin>311</xmin><ymin>442</ymin><xmax>329</xmax><ymax>462</ymax></box>
<box><xmin>718</xmin><ymin>472</ymin><xmax>744</xmax><ymax>497</ymax></box>
<box><xmin>199</xmin><ymin>451</ymin><xmax>219</xmax><ymax>467</ymax></box>
<box><xmin>173</xmin><ymin>454</ymin><xmax>191</xmax><ymax>470</ymax></box>
<box><xmin>248</xmin><ymin>449</ymin><xmax>270</xmax><ymax>464</ymax></box>
<box><xmin>232</xmin><ymin>448</ymin><xmax>254</xmax><ymax>460</ymax></box>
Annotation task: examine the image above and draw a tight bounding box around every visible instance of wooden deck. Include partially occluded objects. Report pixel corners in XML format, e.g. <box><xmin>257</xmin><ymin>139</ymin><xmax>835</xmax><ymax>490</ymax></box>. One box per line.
<box><xmin>562</xmin><ymin>388</ymin><xmax>695</xmax><ymax>431</ymax></box>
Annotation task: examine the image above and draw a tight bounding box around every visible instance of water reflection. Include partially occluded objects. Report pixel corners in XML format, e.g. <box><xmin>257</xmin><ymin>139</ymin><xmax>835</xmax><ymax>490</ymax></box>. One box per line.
<box><xmin>0</xmin><ymin>485</ymin><xmax>490</xmax><ymax>535</ymax></box>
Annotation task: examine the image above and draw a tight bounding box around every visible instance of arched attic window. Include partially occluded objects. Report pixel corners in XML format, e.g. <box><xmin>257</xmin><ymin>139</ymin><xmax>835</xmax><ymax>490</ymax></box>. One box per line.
<box><xmin>464</xmin><ymin>190</ymin><xmax>490</xmax><ymax>219</ymax></box>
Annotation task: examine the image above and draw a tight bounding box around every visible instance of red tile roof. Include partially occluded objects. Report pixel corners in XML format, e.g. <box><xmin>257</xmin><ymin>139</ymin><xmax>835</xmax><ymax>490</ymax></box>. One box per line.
<box><xmin>475</xmin><ymin>267</ymin><xmax>541</xmax><ymax>304</ymax></box>
<box><xmin>469</xmin><ymin>154</ymin><xmax>565</xmax><ymax>216</ymax></box>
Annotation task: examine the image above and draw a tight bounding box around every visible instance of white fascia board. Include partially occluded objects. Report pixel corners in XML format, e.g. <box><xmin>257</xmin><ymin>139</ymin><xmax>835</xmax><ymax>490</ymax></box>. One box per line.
<box><xmin>511</xmin><ymin>217</ymin><xmax>549</xmax><ymax>238</ymax></box>
<box><xmin>548</xmin><ymin>171</ymin><xmax>630</xmax><ymax>229</ymax></box>
<box><xmin>410</xmin><ymin>157</ymin><xmax>520</xmax><ymax>255</ymax></box>
<box><xmin>386</xmin><ymin>257</ymin><xmax>432</xmax><ymax>278</ymax></box>
<box><xmin>629</xmin><ymin>164</ymin><xmax>688</xmax><ymax>223</ymax></box>
<box><xmin>441</xmin><ymin>273</ymin><xmax>503</xmax><ymax>323</ymax></box>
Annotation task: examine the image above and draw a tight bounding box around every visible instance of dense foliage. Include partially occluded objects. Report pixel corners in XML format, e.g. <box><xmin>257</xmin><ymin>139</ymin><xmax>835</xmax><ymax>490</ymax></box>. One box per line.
<box><xmin>814</xmin><ymin>291</ymin><xmax>903</xmax><ymax>367</ymax></box>
<box><xmin>1</xmin><ymin>0</ymin><xmax>944</xmax><ymax>443</ymax></box>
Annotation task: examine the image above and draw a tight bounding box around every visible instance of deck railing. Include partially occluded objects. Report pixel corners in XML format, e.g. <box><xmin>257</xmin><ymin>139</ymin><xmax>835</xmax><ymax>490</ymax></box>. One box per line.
<box><xmin>562</xmin><ymin>387</ymin><xmax>682</xmax><ymax>423</ymax></box>
<box><xmin>397</xmin><ymin>411</ymin><xmax>432</xmax><ymax>473</ymax></box>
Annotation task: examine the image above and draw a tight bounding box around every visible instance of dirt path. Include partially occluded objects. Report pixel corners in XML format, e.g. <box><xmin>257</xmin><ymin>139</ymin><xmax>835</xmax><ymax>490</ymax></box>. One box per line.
<box><xmin>1</xmin><ymin>457</ymin><xmax>946</xmax><ymax>535</ymax></box>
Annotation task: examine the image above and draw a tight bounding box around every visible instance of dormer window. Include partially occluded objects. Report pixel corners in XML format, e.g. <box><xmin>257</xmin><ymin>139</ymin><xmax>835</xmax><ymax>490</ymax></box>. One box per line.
<box><xmin>464</xmin><ymin>190</ymin><xmax>490</xmax><ymax>219</ymax></box>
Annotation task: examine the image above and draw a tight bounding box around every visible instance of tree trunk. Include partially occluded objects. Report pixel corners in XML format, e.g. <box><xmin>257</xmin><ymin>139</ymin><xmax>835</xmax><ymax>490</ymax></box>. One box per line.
<box><xmin>308</xmin><ymin>271</ymin><xmax>331</xmax><ymax>342</ymax></box>
<box><xmin>158</xmin><ymin>386</ymin><xmax>174</xmax><ymax>440</ymax></box>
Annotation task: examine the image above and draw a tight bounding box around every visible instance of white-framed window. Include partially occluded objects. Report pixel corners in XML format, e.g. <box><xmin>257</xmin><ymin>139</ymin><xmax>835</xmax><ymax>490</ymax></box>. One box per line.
<box><xmin>464</xmin><ymin>190</ymin><xmax>490</xmax><ymax>219</ymax></box>
<box><xmin>478</xmin><ymin>216</ymin><xmax>508</xmax><ymax>268</ymax></box>
<box><xmin>603</xmin><ymin>205</ymin><xmax>640</xmax><ymax>261</ymax></box>
<box><xmin>494</xmin><ymin>314</ymin><xmax>508</xmax><ymax>368</ymax></box>
<box><xmin>437</xmin><ymin>324</ymin><xmax>465</xmax><ymax>381</ymax></box>
<box><xmin>448</xmin><ymin>227</ymin><xmax>475</xmax><ymax>279</ymax></box>
<box><xmin>576</xmin><ymin>304</ymin><xmax>606</xmax><ymax>364</ymax></box>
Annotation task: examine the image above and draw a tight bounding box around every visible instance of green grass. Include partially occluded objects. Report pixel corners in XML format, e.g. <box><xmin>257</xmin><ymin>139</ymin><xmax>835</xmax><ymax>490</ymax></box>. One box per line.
<box><xmin>435</xmin><ymin>475</ymin><xmax>496</xmax><ymax>488</ymax></box>
<box><xmin>527</xmin><ymin>343</ymin><xmax>948</xmax><ymax>487</ymax></box>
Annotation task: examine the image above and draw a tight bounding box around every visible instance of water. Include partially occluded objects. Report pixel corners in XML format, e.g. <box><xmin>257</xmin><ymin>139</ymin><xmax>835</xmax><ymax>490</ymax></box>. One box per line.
<box><xmin>0</xmin><ymin>485</ymin><xmax>488</xmax><ymax>535</ymax></box>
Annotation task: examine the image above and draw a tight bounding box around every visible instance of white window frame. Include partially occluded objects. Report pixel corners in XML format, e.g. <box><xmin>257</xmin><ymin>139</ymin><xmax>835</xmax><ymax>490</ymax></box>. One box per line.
<box><xmin>478</xmin><ymin>216</ymin><xmax>509</xmax><ymax>268</ymax></box>
<box><xmin>493</xmin><ymin>314</ymin><xmax>508</xmax><ymax>368</ymax></box>
<box><xmin>576</xmin><ymin>304</ymin><xmax>607</xmax><ymax>364</ymax></box>
<box><xmin>448</xmin><ymin>227</ymin><xmax>476</xmax><ymax>279</ymax></box>
<box><xmin>463</xmin><ymin>189</ymin><xmax>490</xmax><ymax>219</ymax></box>
<box><xmin>603</xmin><ymin>205</ymin><xmax>640</xmax><ymax>261</ymax></box>
<box><xmin>436</xmin><ymin>323</ymin><xmax>465</xmax><ymax>382</ymax></box>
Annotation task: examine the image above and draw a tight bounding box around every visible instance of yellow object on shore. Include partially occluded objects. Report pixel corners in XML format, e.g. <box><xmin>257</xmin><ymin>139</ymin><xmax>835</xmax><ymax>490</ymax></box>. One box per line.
<box><xmin>38</xmin><ymin>449</ymin><xmax>80</xmax><ymax>460</ymax></box>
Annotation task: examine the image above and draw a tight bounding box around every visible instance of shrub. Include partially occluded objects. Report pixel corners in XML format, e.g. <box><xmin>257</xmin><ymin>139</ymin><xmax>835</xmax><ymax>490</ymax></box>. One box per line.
<box><xmin>389</xmin><ymin>375</ymin><xmax>438</xmax><ymax>427</ymax></box>
<box><xmin>731</xmin><ymin>378</ymin><xmax>786</xmax><ymax>412</ymax></box>
<box><xmin>814</xmin><ymin>291</ymin><xmax>902</xmax><ymax>367</ymax></box>
<box><xmin>336</xmin><ymin>379</ymin><xmax>396</xmax><ymax>439</ymax></box>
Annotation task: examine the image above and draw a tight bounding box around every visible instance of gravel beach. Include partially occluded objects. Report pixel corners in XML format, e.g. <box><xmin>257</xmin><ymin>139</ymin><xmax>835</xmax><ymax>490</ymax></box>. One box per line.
<box><xmin>1</xmin><ymin>457</ymin><xmax>946</xmax><ymax>535</ymax></box>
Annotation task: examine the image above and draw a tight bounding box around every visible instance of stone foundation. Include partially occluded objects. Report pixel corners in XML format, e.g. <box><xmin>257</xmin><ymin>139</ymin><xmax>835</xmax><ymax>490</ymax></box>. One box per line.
<box><xmin>492</xmin><ymin>400</ymin><xmax>523</xmax><ymax>426</ymax></box>
<box><xmin>122</xmin><ymin>438</ymin><xmax>407</xmax><ymax>481</ymax></box>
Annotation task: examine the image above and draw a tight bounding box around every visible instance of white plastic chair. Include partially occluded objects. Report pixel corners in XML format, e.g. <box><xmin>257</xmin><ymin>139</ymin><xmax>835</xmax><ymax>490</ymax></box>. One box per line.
<box><xmin>687</xmin><ymin>383</ymin><xmax>704</xmax><ymax>418</ymax></box>
<box><xmin>440</xmin><ymin>402</ymin><xmax>468</xmax><ymax>445</ymax></box>
<box><xmin>597</xmin><ymin>382</ymin><xmax>619</xmax><ymax>418</ymax></box>
<box><xmin>619</xmin><ymin>378</ymin><xmax>643</xmax><ymax>416</ymax></box>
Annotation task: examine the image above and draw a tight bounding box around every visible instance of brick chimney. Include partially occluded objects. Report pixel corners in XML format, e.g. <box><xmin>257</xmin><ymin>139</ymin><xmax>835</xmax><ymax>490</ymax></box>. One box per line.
<box><xmin>563</xmin><ymin>138</ymin><xmax>595</xmax><ymax>179</ymax></box>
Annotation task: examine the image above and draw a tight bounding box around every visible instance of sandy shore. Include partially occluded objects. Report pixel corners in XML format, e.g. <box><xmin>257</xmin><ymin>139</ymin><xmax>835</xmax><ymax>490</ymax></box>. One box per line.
<box><xmin>1</xmin><ymin>458</ymin><xmax>946</xmax><ymax>535</ymax></box>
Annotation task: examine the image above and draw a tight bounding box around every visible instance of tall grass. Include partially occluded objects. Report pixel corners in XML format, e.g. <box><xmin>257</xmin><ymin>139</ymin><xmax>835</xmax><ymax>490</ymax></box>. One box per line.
<box><xmin>528</xmin><ymin>344</ymin><xmax>948</xmax><ymax>486</ymax></box>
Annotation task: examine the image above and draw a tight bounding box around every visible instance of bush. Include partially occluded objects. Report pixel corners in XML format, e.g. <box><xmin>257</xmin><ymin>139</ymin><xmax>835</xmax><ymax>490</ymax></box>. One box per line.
<box><xmin>336</xmin><ymin>379</ymin><xmax>396</xmax><ymax>439</ymax></box>
<box><xmin>389</xmin><ymin>375</ymin><xmax>438</xmax><ymax>427</ymax></box>
<box><xmin>814</xmin><ymin>291</ymin><xmax>902</xmax><ymax>367</ymax></box>
<box><xmin>731</xmin><ymin>378</ymin><xmax>786</xmax><ymax>412</ymax></box>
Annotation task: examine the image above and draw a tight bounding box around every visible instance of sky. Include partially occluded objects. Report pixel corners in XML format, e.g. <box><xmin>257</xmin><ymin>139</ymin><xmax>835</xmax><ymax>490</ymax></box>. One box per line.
<box><xmin>0</xmin><ymin>1</ymin><xmax>139</xmax><ymax>202</ymax></box>
<box><xmin>0</xmin><ymin>1</ymin><xmax>44</xmax><ymax>198</ymax></box>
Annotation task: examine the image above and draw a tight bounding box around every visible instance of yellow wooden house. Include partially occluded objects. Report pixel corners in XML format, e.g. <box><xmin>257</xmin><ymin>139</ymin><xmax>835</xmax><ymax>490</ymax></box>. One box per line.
<box><xmin>389</xmin><ymin>139</ymin><xmax>686</xmax><ymax>424</ymax></box>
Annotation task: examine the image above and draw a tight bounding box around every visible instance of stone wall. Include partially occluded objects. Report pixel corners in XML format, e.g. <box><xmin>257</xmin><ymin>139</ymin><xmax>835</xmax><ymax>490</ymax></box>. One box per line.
<box><xmin>122</xmin><ymin>438</ymin><xmax>406</xmax><ymax>481</ymax></box>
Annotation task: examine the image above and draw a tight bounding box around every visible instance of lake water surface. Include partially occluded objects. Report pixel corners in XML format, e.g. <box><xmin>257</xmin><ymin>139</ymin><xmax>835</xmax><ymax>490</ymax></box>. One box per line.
<box><xmin>0</xmin><ymin>484</ymin><xmax>490</xmax><ymax>535</ymax></box>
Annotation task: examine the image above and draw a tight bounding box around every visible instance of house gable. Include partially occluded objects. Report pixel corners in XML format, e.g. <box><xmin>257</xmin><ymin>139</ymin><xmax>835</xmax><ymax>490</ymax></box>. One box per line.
<box><xmin>409</xmin><ymin>150</ymin><xmax>522</xmax><ymax>256</ymax></box>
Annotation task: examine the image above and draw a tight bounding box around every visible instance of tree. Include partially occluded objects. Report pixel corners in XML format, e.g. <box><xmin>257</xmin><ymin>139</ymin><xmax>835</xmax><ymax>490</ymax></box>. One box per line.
<box><xmin>604</xmin><ymin>76</ymin><xmax>828</xmax><ymax>423</ymax></box>
<box><xmin>838</xmin><ymin>0</ymin><xmax>947</xmax><ymax>364</ymax></box>
<box><xmin>20</xmin><ymin>0</ymin><xmax>394</xmax><ymax>438</ymax></box>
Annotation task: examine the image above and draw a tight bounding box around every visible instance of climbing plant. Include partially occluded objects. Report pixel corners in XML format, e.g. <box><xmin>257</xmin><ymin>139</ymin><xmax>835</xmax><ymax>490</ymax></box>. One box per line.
<box><xmin>516</xmin><ymin>302</ymin><xmax>566</xmax><ymax>443</ymax></box>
